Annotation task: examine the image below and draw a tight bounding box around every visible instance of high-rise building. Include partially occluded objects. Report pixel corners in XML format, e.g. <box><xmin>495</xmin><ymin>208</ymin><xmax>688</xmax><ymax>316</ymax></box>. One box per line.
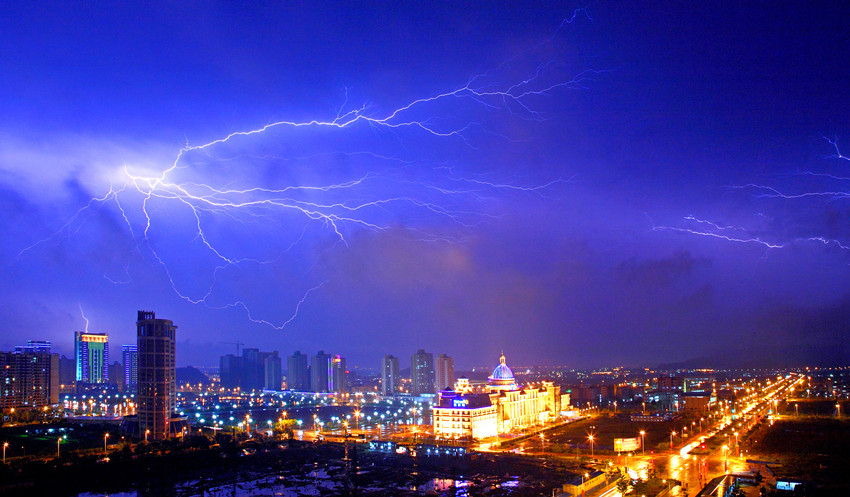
<box><xmin>58</xmin><ymin>355</ymin><xmax>75</xmax><ymax>392</ymax></box>
<box><xmin>381</xmin><ymin>354</ymin><xmax>400</xmax><ymax>396</ymax></box>
<box><xmin>287</xmin><ymin>351</ymin><xmax>310</xmax><ymax>391</ymax></box>
<box><xmin>411</xmin><ymin>349</ymin><xmax>435</xmax><ymax>396</ymax></box>
<box><xmin>241</xmin><ymin>348</ymin><xmax>263</xmax><ymax>390</ymax></box>
<box><xmin>219</xmin><ymin>348</ymin><xmax>282</xmax><ymax>391</ymax></box>
<box><xmin>435</xmin><ymin>353</ymin><xmax>455</xmax><ymax>393</ymax></box>
<box><xmin>331</xmin><ymin>355</ymin><xmax>348</xmax><ymax>393</ymax></box>
<box><xmin>136</xmin><ymin>310</ymin><xmax>177</xmax><ymax>440</ymax></box>
<box><xmin>219</xmin><ymin>353</ymin><xmax>244</xmax><ymax>390</ymax></box>
<box><xmin>0</xmin><ymin>349</ymin><xmax>58</xmax><ymax>408</ymax></box>
<box><xmin>259</xmin><ymin>351</ymin><xmax>282</xmax><ymax>390</ymax></box>
<box><xmin>122</xmin><ymin>345</ymin><xmax>138</xmax><ymax>393</ymax></box>
<box><xmin>74</xmin><ymin>331</ymin><xmax>109</xmax><ymax>385</ymax></box>
<box><xmin>15</xmin><ymin>340</ymin><xmax>52</xmax><ymax>354</ymax></box>
<box><xmin>311</xmin><ymin>350</ymin><xmax>332</xmax><ymax>392</ymax></box>
<box><xmin>109</xmin><ymin>361</ymin><xmax>124</xmax><ymax>390</ymax></box>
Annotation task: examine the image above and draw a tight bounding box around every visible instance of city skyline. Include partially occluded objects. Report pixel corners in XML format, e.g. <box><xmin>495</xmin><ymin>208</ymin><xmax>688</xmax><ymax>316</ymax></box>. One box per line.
<box><xmin>2</xmin><ymin>3</ymin><xmax>849</xmax><ymax>370</ymax></box>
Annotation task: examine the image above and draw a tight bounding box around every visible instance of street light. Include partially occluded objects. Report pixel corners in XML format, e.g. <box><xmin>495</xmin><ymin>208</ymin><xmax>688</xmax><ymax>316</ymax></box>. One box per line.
<box><xmin>145</xmin><ymin>429</ymin><xmax>150</xmax><ymax>443</ymax></box>
<box><xmin>588</xmin><ymin>434</ymin><xmax>595</xmax><ymax>457</ymax></box>
<box><xmin>3</xmin><ymin>441</ymin><xmax>8</xmax><ymax>464</ymax></box>
<box><xmin>103</xmin><ymin>433</ymin><xmax>110</xmax><ymax>454</ymax></box>
<box><xmin>670</xmin><ymin>431</ymin><xmax>676</xmax><ymax>448</ymax></box>
<box><xmin>639</xmin><ymin>430</ymin><xmax>646</xmax><ymax>454</ymax></box>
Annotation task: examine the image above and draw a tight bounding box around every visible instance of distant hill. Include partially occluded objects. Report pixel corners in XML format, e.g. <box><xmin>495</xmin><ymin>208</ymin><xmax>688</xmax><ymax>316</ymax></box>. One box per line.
<box><xmin>656</xmin><ymin>343</ymin><xmax>848</xmax><ymax>370</ymax></box>
<box><xmin>176</xmin><ymin>366</ymin><xmax>211</xmax><ymax>386</ymax></box>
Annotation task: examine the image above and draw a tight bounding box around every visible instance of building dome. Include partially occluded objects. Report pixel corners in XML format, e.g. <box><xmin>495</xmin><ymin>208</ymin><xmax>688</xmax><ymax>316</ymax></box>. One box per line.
<box><xmin>488</xmin><ymin>352</ymin><xmax>517</xmax><ymax>390</ymax></box>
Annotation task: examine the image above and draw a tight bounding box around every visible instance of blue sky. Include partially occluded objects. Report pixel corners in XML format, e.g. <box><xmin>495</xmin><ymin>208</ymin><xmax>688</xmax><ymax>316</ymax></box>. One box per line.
<box><xmin>2</xmin><ymin>2</ymin><xmax>849</xmax><ymax>369</ymax></box>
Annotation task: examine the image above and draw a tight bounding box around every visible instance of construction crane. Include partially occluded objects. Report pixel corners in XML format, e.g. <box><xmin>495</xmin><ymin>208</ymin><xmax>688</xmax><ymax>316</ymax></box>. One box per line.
<box><xmin>220</xmin><ymin>341</ymin><xmax>245</xmax><ymax>355</ymax></box>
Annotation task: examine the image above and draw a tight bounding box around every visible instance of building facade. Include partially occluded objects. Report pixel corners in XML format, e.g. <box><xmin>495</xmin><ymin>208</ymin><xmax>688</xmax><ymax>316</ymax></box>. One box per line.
<box><xmin>122</xmin><ymin>344</ymin><xmax>138</xmax><ymax>393</ymax></box>
<box><xmin>0</xmin><ymin>350</ymin><xmax>58</xmax><ymax>408</ymax></box>
<box><xmin>331</xmin><ymin>355</ymin><xmax>348</xmax><ymax>393</ymax></box>
<box><xmin>381</xmin><ymin>354</ymin><xmax>400</xmax><ymax>396</ymax></box>
<box><xmin>136</xmin><ymin>310</ymin><xmax>177</xmax><ymax>440</ymax></box>
<box><xmin>311</xmin><ymin>350</ymin><xmax>332</xmax><ymax>392</ymax></box>
<box><xmin>435</xmin><ymin>353</ymin><xmax>455</xmax><ymax>393</ymax></box>
<box><xmin>411</xmin><ymin>349</ymin><xmax>435</xmax><ymax>396</ymax></box>
<box><xmin>287</xmin><ymin>351</ymin><xmax>310</xmax><ymax>391</ymax></box>
<box><xmin>433</xmin><ymin>353</ymin><xmax>562</xmax><ymax>440</ymax></box>
<box><xmin>74</xmin><ymin>331</ymin><xmax>109</xmax><ymax>385</ymax></box>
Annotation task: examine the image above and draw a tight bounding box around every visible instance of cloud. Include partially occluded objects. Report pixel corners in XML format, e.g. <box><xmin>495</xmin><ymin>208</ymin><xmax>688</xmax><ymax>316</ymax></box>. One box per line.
<box><xmin>615</xmin><ymin>250</ymin><xmax>711</xmax><ymax>289</ymax></box>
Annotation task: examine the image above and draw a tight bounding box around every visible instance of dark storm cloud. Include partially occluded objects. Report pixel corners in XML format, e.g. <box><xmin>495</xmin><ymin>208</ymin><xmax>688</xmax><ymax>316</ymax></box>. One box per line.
<box><xmin>1</xmin><ymin>3</ymin><xmax>849</xmax><ymax>369</ymax></box>
<box><xmin>616</xmin><ymin>251</ymin><xmax>711</xmax><ymax>289</ymax></box>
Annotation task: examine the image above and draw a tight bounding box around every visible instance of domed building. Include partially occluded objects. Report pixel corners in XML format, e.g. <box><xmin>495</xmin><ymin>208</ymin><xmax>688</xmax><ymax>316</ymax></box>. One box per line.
<box><xmin>487</xmin><ymin>352</ymin><xmax>518</xmax><ymax>391</ymax></box>
<box><xmin>432</xmin><ymin>352</ymin><xmax>569</xmax><ymax>440</ymax></box>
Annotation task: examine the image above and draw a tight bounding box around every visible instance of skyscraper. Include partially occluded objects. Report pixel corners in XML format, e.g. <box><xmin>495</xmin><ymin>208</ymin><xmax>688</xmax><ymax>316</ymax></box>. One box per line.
<box><xmin>435</xmin><ymin>353</ymin><xmax>455</xmax><ymax>392</ymax></box>
<box><xmin>287</xmin><ymin>351</ymin><xmax>310</xmax><ymax>391</ymax></box>
<box><xmin>122</xmin><ymin>344</ymin><xmax>138</xmax><ymax>393</ymax></box>
<box><xmin>136</xmin><ymin>310</ymin><xmax>176</xmax><ymax>440</ymax></box>
<box><xmin>331</xmin><ymin>355</ymin><xmax>348</xmax><ymax>393</ymax></box>
<box><xmin>311</xmin><ymin>350</ymin><xmax>331</xmax><ymax>392</ymax></box>
<box><xmin>381</xmin><ymin>354</ymin><xmax>400</xmax><ymax>396</ymax></box>
<box><xmin>74</xmin><ymin>331</ymin><xmax>109</xmax><ymax>385</ymax></box>
<box><xmin>411</xmin><ymin>349</ymin><xmax>435</xmax><ymax>396</ymax></box>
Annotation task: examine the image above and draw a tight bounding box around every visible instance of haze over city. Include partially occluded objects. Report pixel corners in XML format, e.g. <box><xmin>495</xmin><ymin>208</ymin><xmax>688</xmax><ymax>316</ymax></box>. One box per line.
<box><xmin>2</xmin><ymin>3</ymin><xmax>849</xmax><ymax>369</ymax></box>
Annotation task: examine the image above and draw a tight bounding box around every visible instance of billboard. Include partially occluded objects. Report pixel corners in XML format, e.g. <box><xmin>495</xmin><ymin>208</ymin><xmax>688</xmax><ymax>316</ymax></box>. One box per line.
<box><xmin>614</xmin><ymin>437</ymin><xmax>640</xmax><ymax>452</ymax></box>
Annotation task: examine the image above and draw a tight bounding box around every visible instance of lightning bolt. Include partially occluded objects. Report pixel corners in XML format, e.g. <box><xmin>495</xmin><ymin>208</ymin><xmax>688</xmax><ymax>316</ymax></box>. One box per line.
<box><xmin>18</xmin><ymin>15</ymin><xmax>594</xmax><ymax>329</ymax></box>
<box><xmin>79</xmin><ymin>304</ymin><xmax>90</xmax><ymax>333</ymax></box>
<box><xmin>656</xmin><ymin>138</ymin><xmax>850</xmax><ymax>254</ymax></box>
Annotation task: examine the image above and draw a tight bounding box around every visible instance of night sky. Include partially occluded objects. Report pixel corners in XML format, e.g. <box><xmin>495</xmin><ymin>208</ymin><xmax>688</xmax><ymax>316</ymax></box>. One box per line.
<box><xmin>2</xmin><ymin>3</ymin><xmax>849</xmax><ymax>369</ymax></box>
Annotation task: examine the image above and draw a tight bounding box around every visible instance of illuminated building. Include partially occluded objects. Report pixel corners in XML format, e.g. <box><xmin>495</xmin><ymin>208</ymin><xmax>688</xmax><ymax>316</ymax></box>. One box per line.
<box><xmin>433</xmin><ymin>353</ymin><xmax>563</xmax><ymax>440</ymax></box>
<box><xmin>411</xmin><ymin>349</ymin><xmax>435</xmax><ymax>395</ymax></box>
<box><xmin>0</xmin><ymin>349</ymin><xmax>58</xmax><ymax>408</ymax></box>
<box><xmin>435</xmin><ymin>353</ymin><xmax>455</xmax><ymax>392</ymax></box>
<box><xmin>74</xmin><ymin>331</ymin><xmax>109</xmax><ymax>385</ymax></box>
<box><xmin>15</xmin><ymin>340</ymin><xmax>52</xmax><ymax>354</ymax></box>
<box><xmin>122</xmin><ymin>344</ymin><xmax>138</xmax><ymax>392</ymax></box>
<box><xmin>136</xmin><ymin>310</ymin><xmax>177</xmax><ymax>440</ymax></box>
<box><xmin>331</xmin><ymin>355</ymin><xmax>348</xmax><ymax>393</ymax></box>
<box><xmin>381</xmin><ymin>354</ymin><xmax>400</xmax><ymax>396</ymax></box>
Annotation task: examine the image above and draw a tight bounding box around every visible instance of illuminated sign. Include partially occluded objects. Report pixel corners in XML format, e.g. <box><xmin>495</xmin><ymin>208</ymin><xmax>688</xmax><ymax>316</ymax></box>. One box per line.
<box><xmin>453</xmin><ymin>399</ymin><xmax>469</xmax><ymax>407</ymax></box>
<box><xmin>614</xmin><ymin>437</ymin><xmax>640</xmax><ymax>452</ymax></box>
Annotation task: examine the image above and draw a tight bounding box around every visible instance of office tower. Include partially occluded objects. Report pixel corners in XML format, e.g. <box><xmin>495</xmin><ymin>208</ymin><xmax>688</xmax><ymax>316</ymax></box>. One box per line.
<box><xmin>311</xmin><ymin>350</ymin><xmax>332</xmax><ymax>392</ymax></box>
<box><xmin>411</xmin><ymin>349</ymin><xmax>435</xmax><ymax>396</ymax></box>
<box><xmin>0</xmin><ymin>349</ymin><xmax>58</xmax><ymax>408</ymax></box>
<box><xmin>75</xmin><ymin>331</ymin><xmax>109</xmax><ymax>384</ymax></box>
<box><xmin>331</xmin><ymin>355</ymin><xmax>348</xmax><ymax>393</ymax></box>
<box><xmin>435</xmin><ymin>353</ymin><xmax>455</xmax><ymax>392</ymax></box>
<box><xmin>287</xmin><ymin>351</ymin><xmax>310</xmax><ymax>391</ymax></box>
<box><xmin>136</xmin><ymin>310</ymin><xmax>177</xmax><ymax>440</ymax></box>
<box><xmin>381</xmin><ymin>354</ymin><xmax>400</xmax><ymax>396</ymax></box>
<box><xmin>122</xmin><ymin>345</ymin><xmax>138</xmax><ymax>393</ymax></box>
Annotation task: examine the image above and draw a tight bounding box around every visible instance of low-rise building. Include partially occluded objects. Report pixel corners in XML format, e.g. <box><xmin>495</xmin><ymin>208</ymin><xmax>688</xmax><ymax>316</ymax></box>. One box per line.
<box><xmin>433</xmin><ymin>353</ymin><xmax>562</xmax><ymax>440</ymax></box>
